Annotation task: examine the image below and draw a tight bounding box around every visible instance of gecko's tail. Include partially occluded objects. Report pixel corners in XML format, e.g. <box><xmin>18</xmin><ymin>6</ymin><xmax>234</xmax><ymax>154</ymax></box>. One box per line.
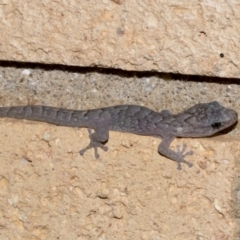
<box><xmin>0</xmin><ymin>107</ymin><xmax>10</xmax><ymax>117</ymax></box>
<box><xmin>0</xmin><ymin>105</ymin><xmax>88</xmax><ymax>127</ymax></box>
<box><xmin>0</xmin><ymin>106</ymin><xmax>42</xmax><ymax>120</ymax></box>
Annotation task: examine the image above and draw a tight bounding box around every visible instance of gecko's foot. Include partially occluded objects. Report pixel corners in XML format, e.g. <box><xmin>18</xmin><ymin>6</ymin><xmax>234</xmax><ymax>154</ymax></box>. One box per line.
<box><xmin>79</xmin><ymin>142</ymin><xmax>108</xmax><ymax>158</ymax></box>
<box><xmin>176</xmin><ymin>144</ymin><xmax>193</xmax><ymax>169</ymax></box>
<box><xmin>79</xmin><ymin>128</ymin><xmax>108</xmax><ymax>158</ymax></box>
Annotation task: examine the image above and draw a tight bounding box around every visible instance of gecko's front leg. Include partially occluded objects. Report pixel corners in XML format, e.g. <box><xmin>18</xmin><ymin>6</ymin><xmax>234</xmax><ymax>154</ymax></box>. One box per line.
<box><xmin>79</xmin><ymin>128</ymin><xmax>109</xmax><ymax>158</ymax></box>
<box><xmin>158</xmin><ymin>136</ymin><xmax>193</xmax><ymax>170</ymax></box>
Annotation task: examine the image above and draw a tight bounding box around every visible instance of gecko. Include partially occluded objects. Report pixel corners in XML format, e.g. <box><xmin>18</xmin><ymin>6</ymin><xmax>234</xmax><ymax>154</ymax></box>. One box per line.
<box><xmin>0</xmin><ymin>101</ymin><xmax>237</xmax><ymax>170</ymax></box>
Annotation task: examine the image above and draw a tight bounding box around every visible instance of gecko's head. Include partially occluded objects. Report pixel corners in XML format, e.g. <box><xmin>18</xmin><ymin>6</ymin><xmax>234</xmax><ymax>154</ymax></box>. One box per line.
<box><xmin>174</xmin><ymin>101</ymin><xmax>238</xmax><ymax>137</ymax></box>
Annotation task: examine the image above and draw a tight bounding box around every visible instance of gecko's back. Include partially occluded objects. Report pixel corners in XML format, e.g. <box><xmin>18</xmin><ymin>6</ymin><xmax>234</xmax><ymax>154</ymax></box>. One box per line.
<box><xmin>104</xmin><ymin>105</ymin><xmax>169</xmax><ymax>136</ymax></box>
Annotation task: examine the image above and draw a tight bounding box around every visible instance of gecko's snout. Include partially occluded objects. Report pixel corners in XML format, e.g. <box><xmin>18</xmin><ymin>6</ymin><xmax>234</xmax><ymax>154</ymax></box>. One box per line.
<box><xmin>208</xmin><ymin>107</ymin><xmax>238</xmax><ymax>136</ymax></box>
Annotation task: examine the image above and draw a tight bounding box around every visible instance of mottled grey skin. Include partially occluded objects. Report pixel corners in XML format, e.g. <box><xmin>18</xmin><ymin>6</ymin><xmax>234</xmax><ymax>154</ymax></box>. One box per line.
<box><xmin>0</xmin><ymin>101</ymin><xmax>237</xmax><ymax>169</ymax></box>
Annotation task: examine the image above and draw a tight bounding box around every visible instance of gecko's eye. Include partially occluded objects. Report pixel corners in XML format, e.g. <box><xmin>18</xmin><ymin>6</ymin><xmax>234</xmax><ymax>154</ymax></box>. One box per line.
<box><xmin>211</xmin><ymin>122</ymin><xmax>222</xmax><ymax>129</ymax></box>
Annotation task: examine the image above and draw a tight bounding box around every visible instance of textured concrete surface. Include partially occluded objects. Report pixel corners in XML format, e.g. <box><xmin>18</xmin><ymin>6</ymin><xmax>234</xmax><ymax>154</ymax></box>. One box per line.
<box><xmin>0</xmin><ymin>64</ymin><xmax>239</xmax><ymax>239</ymax></box>
<box><xmin>0</xmin><ymin>1</ymin><xmax>240</xmax><ymax>78</ymax></box>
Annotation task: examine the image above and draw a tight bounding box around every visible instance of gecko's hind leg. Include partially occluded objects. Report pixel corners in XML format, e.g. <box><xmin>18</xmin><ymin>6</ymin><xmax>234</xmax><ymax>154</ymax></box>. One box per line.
<box><xmin>79</xmin><ymin>128</ymin><xmax>108</xmax><ymax>158</ymax></box>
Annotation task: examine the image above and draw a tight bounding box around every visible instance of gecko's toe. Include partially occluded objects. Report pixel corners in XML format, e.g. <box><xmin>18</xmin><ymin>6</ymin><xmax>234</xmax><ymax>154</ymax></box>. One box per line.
<box><xmin>80</xmin><ymin>141</ymin><xmax>108</xmax><ymax>159</ymax></box>
<box><xmin>177</xmin><ymin>160</ymin><xmax>193</xmax><ymax>169</ymax></box>
<box><xmin>187</xmin><ymin>162</ymin><xmax>193</xmax><ymax>168</ymax></box>
<box><xmin>176</xmin><ymin>144</ymin><xmax>193</xmax><ymax>157</ymax></box>
<box><xmin>177</xmin><ymin>162</ymin><xmax>182</xmax><ymax>170</ymax></box>
<box><xmin>79</xmin><ymin>143</ymin><xmax>94</xmax><ymax>156</ymax></box>
<box><xmin>176</xmin><ymin>144</ymin><xmax>193</xmax><ymax>169</ymax></box>
<box><xmin>176</xmin><ymin>144</ymin><xmax>187</xmax><ymax>154</ymax></box>
<box><xmin>93</xmin><ymin>142</ymin><xmax>108</xmax><ymax>156</ymax></box>
<box><xmin>94</xmin><ymin>150</ymin><xmax>100</xmax><ymax>159</ymax></box>
<box><xmin>101</xmin><ymin>145</ymin><xmax>108</xmax><ymax>152</ymax></box>
<box><xmin>79</xmin><ymin>148</ymin><xmax>88</xmax><ymax>156</ymax></box>
<box><xmin>79</xmin><ymin>150</ymin><xmax>84</xmax><ymax>156</ymax></box>
<box><xmin>186</xmin><ymin>150</ymin><xmax>193</xmax><ymax>156</ymax></box>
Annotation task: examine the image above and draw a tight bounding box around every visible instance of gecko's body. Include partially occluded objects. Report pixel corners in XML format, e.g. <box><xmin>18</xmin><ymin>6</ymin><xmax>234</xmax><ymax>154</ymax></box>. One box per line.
<box><xmin>0</xmin><ymin>101</ymin><xmax>237</xmax><ymax>169</ymax></box>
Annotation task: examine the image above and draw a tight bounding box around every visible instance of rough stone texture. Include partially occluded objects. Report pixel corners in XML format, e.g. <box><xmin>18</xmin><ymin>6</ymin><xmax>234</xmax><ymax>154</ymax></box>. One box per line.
<box><xmin>0</xmin><ymin>119</ymin><xmax>238</xmax><ymax>240</ymax></box>
<box><xmin>0</xmin><ymin>1</ymin><xmax>240</xmax><ymax>78</ymax></box>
